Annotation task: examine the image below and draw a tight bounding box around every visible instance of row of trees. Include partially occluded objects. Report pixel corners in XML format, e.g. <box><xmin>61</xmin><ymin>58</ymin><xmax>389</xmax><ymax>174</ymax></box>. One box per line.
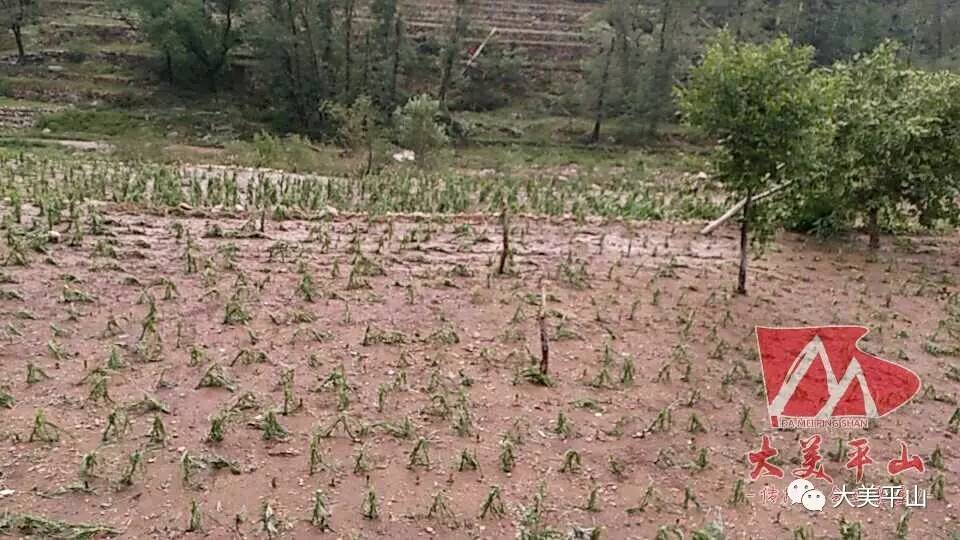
<box><xmin>114</xmin><ymin>0</ymin><xmax>524</xmax><ymax>136</ymax></box>
<box><xmin>679</xmin><ymin>35</ymin><xmax>960</xmax><ymax>294</ymax></box>
<box><xmin>584</xmin><ymin>0</ymin><xmax>960</xmax><ymax>141</ymax></box>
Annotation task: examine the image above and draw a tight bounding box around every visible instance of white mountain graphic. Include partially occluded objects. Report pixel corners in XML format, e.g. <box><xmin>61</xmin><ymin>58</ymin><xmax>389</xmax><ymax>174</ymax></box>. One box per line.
<box><xmin>769</xmin><ymin>336</ymin><xmax>878</xmax><ymax>419</ymax></box>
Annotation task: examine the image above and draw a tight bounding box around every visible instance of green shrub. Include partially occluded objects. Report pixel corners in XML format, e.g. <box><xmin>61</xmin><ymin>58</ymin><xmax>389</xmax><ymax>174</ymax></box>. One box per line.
<box><xmin>393</xmin><ymin>94</ymin><xmax>449</xmax><ymax>167</ymax></box>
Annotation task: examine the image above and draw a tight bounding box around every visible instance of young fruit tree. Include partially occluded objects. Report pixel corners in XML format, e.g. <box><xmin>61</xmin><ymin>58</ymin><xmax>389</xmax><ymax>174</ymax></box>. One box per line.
<box><xmin>677</xmin><ymin>33</ymin><xmax>825</xmax><ymax>294</ymax></box>
<box><xmin>819</xmin><ymin>42</ymin><xmax>960</xmax><ymax>248</ymax></box>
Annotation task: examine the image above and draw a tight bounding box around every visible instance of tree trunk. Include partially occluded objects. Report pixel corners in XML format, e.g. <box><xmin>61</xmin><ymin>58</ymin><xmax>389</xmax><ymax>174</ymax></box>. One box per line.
<box><xmin>590</xmin><ymin>36</ymin><xmax>615</xmax><ymax>144</ymax></box>
<box><xmin>343</xmin><ymin>0</ymin><xmax>354</xmax><ymax>98</ymax></box>
<box><xmin>868</xmin><ymin>207</ymin><xmax>880</xmax><ymax>250</ymax></box>
<box><xmin>934</xmin><ymin>0</ymin><xmax>944</xmax><ymax>59</ymax></box>
<box><xmin>12</xmin><ymin>23</ymin><xmax>25</xmax><ymax>63</ymax></box>
<box><xmin>390</xmin><ymin>16</ymin><xmax>402</xmax><ymax>109</ymax></box>
<box><xmin>165</xmin><ymin>49</ymin><xmax>174</xmax><ymax>84</ymax></box>
<box><xmin>737</xmin><ymin>190</ymin><xmax>752</xmax><ymax>295</ymax></box>
<box><xmin>364</xmin><ymin>112</ymin><xmax>374</xmax><ymax>176</ymax></box>
<box><xmin>362</xmin><ymin>34</ymin><xmax>371</xmax><ymax>93</ymax></box>
<box><xmin>658</xmin><ymin>0</ymin><xmax>671</xmax><ymax>54</ymax></box>
<box><xmin>734</xmin><ymin>0</ymin><xmax>745</xmax><ymax>39</ymax></box>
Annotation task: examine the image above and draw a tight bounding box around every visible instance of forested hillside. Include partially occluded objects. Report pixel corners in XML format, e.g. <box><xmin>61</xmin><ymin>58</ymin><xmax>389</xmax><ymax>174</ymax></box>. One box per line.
<box><xmin>2</xmin><ymin>0</ymin><xmax>958</xmax><ymax>139</ymax></box>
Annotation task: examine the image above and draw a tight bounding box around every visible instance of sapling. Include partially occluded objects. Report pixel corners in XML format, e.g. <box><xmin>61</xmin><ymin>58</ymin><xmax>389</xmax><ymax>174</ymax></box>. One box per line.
<box><xmin>620</xmin><ymin>356</ymin><xmax>636</xmax><ymax>385</ymax></box>
<box><xmin>499</xmin><ymin>439</ymin><xmax>516</xmax><ymax>472</ymax></box>
<box><xmin>427</xmin><ymin>490</ymin><xmax>455</xmax><ymax>522</ymax></box>
<box><xmin>609</xmin><ymin>457</ymin><xmax>627</xmax><ymax>479</ymax></box>
<box><xmin>950</xmin><ymin>408</ymin><xmax>960</xmax><ymax>434</ymax></box>
<box><xmin>180</xmin><ymin>450</ymin><xmax>206</xmax><ymax>488</ymax></box>
<box><xmin>297</xmin><ymin>273</ymin><xmax>318</xmax><ymax>302</ymax></box>
<box><xmin>895</xmin><ymin>511</ymin><xmax>910</xmax><ymax>540</ymax></box>
<box><xmin>453</xmin><ymin>406</ymin><xmax>472</xmax><ymax>437</ymax></box>
<box><xmin>223</xmin><ymin>290</ymin><xmax>251</xmax><ymax>325</ymax></box>
<box><xmin>128</xmin><ymin>394</ymin><xmax>171</xmax><ymax>415</ymax></box>
<box><xmin>87</xmin><ymin>375</ymin><xmax>112</xmax><ymax>405</ymax></box>
<box><xmin>148</xmin><ymin>415</ymin><xmax>166</xmax><ymax>445</ymax></box>
<box><xmin>560</xmin><ymin>449</ymin><xmax>582</xmax><ymax>473</ymax></box>
<box><xmin>408</xmin><ymin>437</ymin><xmax>431</xmax><ymax>469</ymax></box>
<box><xmin>79</xmin><ymin>451</ymin><xmax>98</xmax><ymax>487</ymax></box>
<box><xmin>361</xmin><ymin>487</ymin><xmax>379</xmax><ymax>519</ymax></box>
<box><xmin>352</xmin><ymin>445</ymin><xmax>371</xmax><ymax>474</ymax></box>
<box><xmin>311</xmin><ymin>490</ymin><xmax>332</xmax><ymax>531</ymax></box>
<box><xmin>262</xmin><ymin>411</ymin><xmax>289</xmax><ymax>441</ymax></box>
<box><xmin>207</xmin><ymin>412</ymin><xmax>228</xmax><ymax>443</ymax></box>
<box><xmin>480</xmin><ymin>486</ymin><xmax>505</xmax><ymax>519</ymax></box>
<box><xmin>683</xmin><ymin>486</ymin><xmax>700</xmax><ymax>510</ymax></box>
<box><xmin>187</xmin><ymin>500</ymin><xmax>203</xmax><ymax>532</ymax></box>
<box><xmin>102</xmin><ymin>408</ymin><xmax>129</xmax><ymax>442</ymax></box>
<box><xmin>590</xmin><ymin>363</ymin><xmax>615</xmax><ymax>389</ymax></box>
<box><xmin>197</xmin><ymin>363</ymin><xmax>236</xmax><ymax>392</ymax></box>
<box><xmin>688</xmin><ymin>414</ymin><xmax>707</xmax><ymax>434</ymax></box>
<box><xmin>280</xmin><ymin>369</ymin><xmax>302</xmax><ymax>415</ymax></box>
<box><xmin>26</xmin><ymin>362</ymin><xmax>51</xmax><ymax>384</ymax></box>
<box><xmin>119</xmin><ymin>448</ymin><xmax>145</xmax><ymax>487</ymax></box>
<box><xmin>692</xmin><ymin>448</ymin><xmax>709</xmax><ymax>470</ymax></box>
<box><xmin>261</xmin><ymin>501</ymin><xmax>281</xmax><ymax>538</ymax></box>
<box><xmin>839</xmin><ymin>519</ymin><xmax>863</xmax><ymax>540</ymax></box>
<box><xmin>730</xmin><ymin>479</ymin><xmax>747</xmax><ymax>505</ymax></box>
<box><xmin>554</xmin><ymin>411</ymin><xmax>572</xmax><ymax>437</ymax></box>
<box><xmin>106</xmin><ymin>347</ymin><xmax>125</xmax><ymax>370</ymax></box>
<box><xmin>0</xmin><ymin>386</ymin><xmax>14</xmax><ymax>408</ymax></box>
<box><xmin>931</xmin><ymin>445</ymin><xmax>945</xmax><ymax>469</ymax></box>
<box><xmin>931</xmin><ymin>473</ymin><xmax>945</xmax><ymax>500</ymax></box>
<box><xmin>584</xmin><ymin>487</ymin><xmax>601</xmax><ymax>512</ymax></box>
<box><xmin>739</xmin><ymin>405</ymin><xmax>756</xmax><ymax>434</ymax></box>
<box><xmin>320</xmin><ymin>413</ymin><xmax>362</xmax><ymax>442</ymax></box>
<box><xmin>383</xmin><ymin>416</ymin><xmax>415</xmax><ymax>439</ymax></box>
<box><xmin>458</xmin><ymin>448</ymin><xmax>479</xmax><ymax>472</ymax></box>
<box><xmin>650</xmin><ymin>407</ymin><xmax>672</xmax><ymax>432</ymax></box>
<box><xmin>29</xmin><ymin>409</ymin><xmax>61</xmax><ymax>442</ymax></box>
<box><xmin>309</xmin><ymin>432</ymin><xmax>325</xmax><ymax>475</ymax></box>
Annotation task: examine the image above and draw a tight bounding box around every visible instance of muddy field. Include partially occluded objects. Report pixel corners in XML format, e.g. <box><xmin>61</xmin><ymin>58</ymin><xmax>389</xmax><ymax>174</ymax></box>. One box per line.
<box><xmin>0</xmin><ymin>206</ymin><xmax>958</xmax><ymax>539</ymax></box>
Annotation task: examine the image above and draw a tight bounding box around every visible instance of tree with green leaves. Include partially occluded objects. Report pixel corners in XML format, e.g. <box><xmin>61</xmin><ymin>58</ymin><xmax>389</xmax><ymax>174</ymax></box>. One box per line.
<box><xmin>457</xmin><ymin>43</ymin><xmax>524</xmax><ymax>111</ymax></box>
<box><xmin>817</xmin><ymin>41</ymin><xmax>960</xmax><ymax>248</ymax></box>
<box><xmin>370</xmin><ymin>0</ymin><xmax>406</xmax><ymax>110</ymax></box>
<box><xmin>394</xmin><ymin>94</ymin><xmax>449</xmax><ymax>168</ymax></box>
<box><xmin>327</xmin><ymin>95</ymin><xmax>380</xmax><ymax>175</ymax></box>
<box><xmin>437</xmin><ymin>0</ymin><xmax>470</xmax><ymax>109</ymax></box>
<box><xmin>678</xmin><ymin>33</ymin><xmax>825</xmax><ymax>294</ymax></box>
<box><xmin>1</xmin><ymin>0</ymin><xmax>37</xmax><ymax>62</ymax></box>
<box><xmin>119</xmin><ymin>0</ymin><xmax>243</xmax><ymax>91</ymax></box>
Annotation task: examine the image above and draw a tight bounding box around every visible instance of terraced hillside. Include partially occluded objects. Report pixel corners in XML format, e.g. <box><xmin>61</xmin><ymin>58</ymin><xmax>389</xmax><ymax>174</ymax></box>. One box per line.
<box><xmin>0</xmin><ymin>0</ymin><xmax>601</xmax><ymax>130</ymax></box>
<box><xmin>3</xmin><ymin>0</ymin><xmax>600</xmax><ymax>68</ymax></box>
<box><xmin>396</xmin><ymin>0</ymin><xmax>597</xmax><ymax>65</ymax></box>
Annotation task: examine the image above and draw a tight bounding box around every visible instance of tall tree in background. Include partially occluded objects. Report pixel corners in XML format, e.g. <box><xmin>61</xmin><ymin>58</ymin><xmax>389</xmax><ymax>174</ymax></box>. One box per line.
<box><xmin>438</xmin><ymin>0</ymin><xmax>469</xmax><ymax>109</ymax></box>
<box><xmin>633</xmin><ymin>0</ymin><xmax>687</xmax><ymax>135</ymax></box>
<box><xmin>121</xmin><ymin>0</ymin><xmax>243</xmax><ymax>91</ymax></box>
<box><xmin>342</xmin><ymin>0</ymin><xmax>356</xmax><ymax>98</ymax></box>
<box><xmin>370</xmin><ymin>0</ymin><xmax>405</xmax><ymax>110</ymax></box>
<box><xmin>589</xmin><ymin>35</ymin><xmax>615</xmax><ymax>144</ymax></box>
<box><xmin>582</xmin><ymin>0</ymin><xmax>638</xmax><ymax>143</ymax></box>
<box><xmin>1</xmin><ymin>0</ymin><xmax>37</xmax><ymax>62</ymax></box>
<box><xmin>678</xmin><ymin>34</ymin><xmax>825</xmax><ymax>294</ymax></box>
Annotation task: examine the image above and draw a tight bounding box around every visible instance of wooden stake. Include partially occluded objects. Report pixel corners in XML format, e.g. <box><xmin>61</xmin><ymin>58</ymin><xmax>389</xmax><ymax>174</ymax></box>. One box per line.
<box><xmin>497</xmin><ymin>203</ymin><xmax>509</xmax><ymax>275</ymax></box>
<box><xmin>538</xmin><ymin>285</ymin><xmax>549</xmax><ymax>375</ymax></box>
